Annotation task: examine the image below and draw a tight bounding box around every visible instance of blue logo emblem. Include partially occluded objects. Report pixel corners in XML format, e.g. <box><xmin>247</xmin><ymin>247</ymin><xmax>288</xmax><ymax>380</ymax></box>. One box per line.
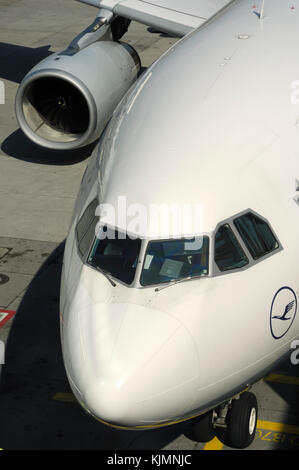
<box><xmin>270</xmin><ymin>287</ymin><xmax>297</xmax><ymax>339</ymax></box>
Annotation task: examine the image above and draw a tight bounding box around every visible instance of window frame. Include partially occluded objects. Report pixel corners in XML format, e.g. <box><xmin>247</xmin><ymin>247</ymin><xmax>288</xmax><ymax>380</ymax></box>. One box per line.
<box><xmin>139</xmin><ymin>235</ymin><xmax>211</xmax><ymax>288</ymax></box>
<box><xmin>75</xmin><ymin>197</ymin><xmax>99</xmax><ymax>261</ymax></box>
<box><xmin>213</xmin><ymin>223</ymin><xmax>249</xmax><ymax>273</ymax></box>
<box><xmin>86</xmin><ymin>224</ymin><xmax>143</xmax><ymax>287</ymax></box>
<box><xmin>233</xmin><ymin>211</ymin><xmax>280</xmax><ymax>261</ymax></box>
<box><xmin>77</xmin><ymin>205</ymin><xmax>282</xmax><ymax>285</ymax></box>
<box><xmin>212</xmin><ymin>209</ymin><xmax>283</xmax><ymax>277</ymax></box>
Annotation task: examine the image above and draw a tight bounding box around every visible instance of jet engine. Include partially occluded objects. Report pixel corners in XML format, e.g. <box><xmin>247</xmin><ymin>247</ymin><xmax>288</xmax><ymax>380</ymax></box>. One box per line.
<box><xmin>15</xmin><ymin>40</ymin><xmax>140</xmax><ymax>150</ymax></box>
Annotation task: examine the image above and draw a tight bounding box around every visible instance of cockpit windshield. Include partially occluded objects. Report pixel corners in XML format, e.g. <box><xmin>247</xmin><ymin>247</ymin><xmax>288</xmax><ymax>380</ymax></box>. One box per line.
<box><xmin>87</xmin><ymin>228</ymin><xmax>209</xmax><ymax>287</ymax></box>
<box><xmin>84</xmin><ymin>208</ymin><xmax>280</xmax><ymax>286</ymax></box>
<box><xmin>87</xmin><ymin>226</ymin><xmax>141</xmax><ymax>285</ymax></box>
<box><xmin>140</xmin><ymin>237</ymin><xmax>209</xmax><ymax>287</ymax></box>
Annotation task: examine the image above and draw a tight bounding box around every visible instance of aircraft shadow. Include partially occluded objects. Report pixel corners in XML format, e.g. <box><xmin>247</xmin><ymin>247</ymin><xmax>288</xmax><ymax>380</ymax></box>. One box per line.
<box><xmin>1</xmin><ymin>129</ymin><xmax>96</xmax><ymax>166</ymax></box>
<box><xmin>147</xmin><ymin>27</ymin><xmax>177</xmax><ymax>38</ymax></box>
<box><xmin>0</xmin><ymin>243</ymin><xmax>187</xmax><ymax>450</ymax></box>
<box><xmin>0</xmin><ymin>43</ymin><xmax>53</xmax><ymax>84</ymax></box>
<box><xmin>265</xmin><ymin>358</ymin><xmax>299</xmax><ymax>442</ymax></box>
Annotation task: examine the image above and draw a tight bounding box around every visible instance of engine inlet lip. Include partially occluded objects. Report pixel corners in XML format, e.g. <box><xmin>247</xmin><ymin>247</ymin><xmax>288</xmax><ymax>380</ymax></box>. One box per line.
<box><xmin>15</xmin><ymin>68</ymin><xmax>98</xmax><ymax>151</ymax></box>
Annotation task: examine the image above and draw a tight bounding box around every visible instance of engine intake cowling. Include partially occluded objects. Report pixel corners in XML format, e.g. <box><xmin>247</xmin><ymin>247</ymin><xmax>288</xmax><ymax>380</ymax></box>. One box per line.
<box><xmin>15</xmin><ymin>41</ymin><xmax>140</xmax><ymax>150</ymax></box>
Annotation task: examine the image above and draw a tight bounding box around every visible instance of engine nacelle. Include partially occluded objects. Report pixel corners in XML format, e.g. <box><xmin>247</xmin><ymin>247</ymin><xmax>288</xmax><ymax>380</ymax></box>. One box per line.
<box><xmin>15</xmin><ymin>41</ymin><xmax>140</xmax><ymax>150</ymax></box>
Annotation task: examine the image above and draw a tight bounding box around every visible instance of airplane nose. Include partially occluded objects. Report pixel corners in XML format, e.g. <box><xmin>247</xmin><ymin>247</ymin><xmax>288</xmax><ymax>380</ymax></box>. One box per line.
<box><xmin>84</xmin><ymin>380</ymin><xmax>132</xmax><ymax>424</ymax></box>
<box><xmin>64</xmin><ymin>301</ymin><xmax>199</xmax><ymax>427</ymax></box>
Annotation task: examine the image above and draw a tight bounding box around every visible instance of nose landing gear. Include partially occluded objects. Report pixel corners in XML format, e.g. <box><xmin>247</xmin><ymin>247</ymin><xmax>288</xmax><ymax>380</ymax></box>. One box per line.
<box><xmin>188</xmin><ymin>391</ymin><xmax>258</xmax><ymax>449</ymax></box>
<box><xmin>224</xmin><ymin>391</ymin><xmax>258</xmax><ymax>448</ymax></box>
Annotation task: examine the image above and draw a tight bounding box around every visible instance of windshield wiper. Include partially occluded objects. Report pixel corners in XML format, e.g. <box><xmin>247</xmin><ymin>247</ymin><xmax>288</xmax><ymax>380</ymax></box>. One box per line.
<box><xmin>92</xmin><ymin>265</ymin><xmax>117</xmax><ymax>287</ymax></box>
<box><xmin>154</xmin><ymin>276</ymin><xmax>193</xmax><ymax>292</ymax></box>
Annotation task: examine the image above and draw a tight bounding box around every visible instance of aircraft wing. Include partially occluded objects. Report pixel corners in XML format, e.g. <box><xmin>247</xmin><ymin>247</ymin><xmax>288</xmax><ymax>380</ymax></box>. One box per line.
<box><xmin>77</xmin><ymin>0</ymin><xmax>235</xmax><ymax>36</ymax></box>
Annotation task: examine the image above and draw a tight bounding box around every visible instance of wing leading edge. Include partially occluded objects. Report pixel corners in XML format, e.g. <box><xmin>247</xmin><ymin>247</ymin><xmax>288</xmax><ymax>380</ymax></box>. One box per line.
<box><xmin>77</xmin><ymin>0</ymin><xmax>235</xmax><ymax>36</ymax></box>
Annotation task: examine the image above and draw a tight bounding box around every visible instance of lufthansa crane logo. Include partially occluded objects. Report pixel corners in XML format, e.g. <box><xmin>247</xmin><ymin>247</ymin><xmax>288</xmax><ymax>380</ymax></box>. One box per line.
<box><xmin>270</xmin><ymin>287</ymin><xmax>297</xmax><ymax>339</ymax></box>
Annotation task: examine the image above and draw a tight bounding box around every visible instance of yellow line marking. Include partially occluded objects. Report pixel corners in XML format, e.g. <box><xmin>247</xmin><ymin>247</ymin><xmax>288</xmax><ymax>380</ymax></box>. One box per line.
<box><xmin>257</xmin><ymin>420</ymin><xmax>299</xmax><ymax>435</ymax></box>
<box><xmin>52</xmin><ymin>392</ymin><xmax>212</xmax><ymax>430</ymax></box>
<box><xmin>203</xmin><ymin>437</ymin><xmax>224</xmax><ymax>450</ymax></box>
<box><xmin>204</xmin><ymin>420</ymin><xmax>299</xmax><ymax>450</ymax></box>
<box><xmin>52</xmin><ymin>393</ymin><xmax>299</xmax><ymax>438</ymax></box>
<box><xmin>53</xmin><ymin>392</ymin><xmax>77</xmax><ymax>403</ymax></box>
<box><xmin>265</xmin><ymin>373</ymin><xmax>299</xmax><ymax>386</ymax></box>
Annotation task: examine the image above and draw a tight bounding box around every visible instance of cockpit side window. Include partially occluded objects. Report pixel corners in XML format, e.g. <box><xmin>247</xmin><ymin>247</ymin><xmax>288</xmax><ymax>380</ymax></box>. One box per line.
<box><xmin>75</xmin><ymin>198</ymin><xmax>98</xmax><ymax>259</ymax></box>
<box><xmin>233</xmin><ymin>212</ymin><xmax>279</xmax><ymax>260</ymax></box>
<box><xmin>214</xmin><ymin>224</ymin><xmax>249</xmax><ymax>272</ymax></box>
<box><xmin>87</xmin><ymin>226</ymin><xmax>142</xmax><ymax>285</ymax></box>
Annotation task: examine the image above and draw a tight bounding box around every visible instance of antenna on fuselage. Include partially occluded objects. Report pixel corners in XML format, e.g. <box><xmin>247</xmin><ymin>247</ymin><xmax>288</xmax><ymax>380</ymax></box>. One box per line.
<box><xmin>260</xmin><ymin>0</ymin><xmax>265</xmax><ymax>19</ymax></box>
<box><xmin>252</xmin><ymin>0</ymin><xmax>265</xmax><ymax>20</ymax></box>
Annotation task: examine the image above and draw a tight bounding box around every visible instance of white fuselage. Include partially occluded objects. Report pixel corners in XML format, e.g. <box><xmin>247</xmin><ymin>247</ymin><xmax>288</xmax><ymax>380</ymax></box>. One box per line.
<box><xmin>60</xmin><ymin>0</ymin><xmax>299</xmax><ymax>429</ymax></box>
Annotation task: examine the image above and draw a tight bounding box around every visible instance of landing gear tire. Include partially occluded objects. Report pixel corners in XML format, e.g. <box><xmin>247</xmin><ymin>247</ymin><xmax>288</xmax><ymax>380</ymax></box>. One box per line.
<box><xmin>226</xmin><ymin>392</ymin><xmax>258</xmax><ymax>449</ymax></box>
<box><xmin>189</xmin><ymin>410</ymin><xmax>215</xmax><ymax>442</ymax></box>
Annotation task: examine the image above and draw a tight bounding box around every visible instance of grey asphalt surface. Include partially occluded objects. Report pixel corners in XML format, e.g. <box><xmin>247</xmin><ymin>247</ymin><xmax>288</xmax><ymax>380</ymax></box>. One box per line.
<box><xmin>0</xmin><ymin>0</ymin><xmax>299</xmax><ymax>451</ymax></box>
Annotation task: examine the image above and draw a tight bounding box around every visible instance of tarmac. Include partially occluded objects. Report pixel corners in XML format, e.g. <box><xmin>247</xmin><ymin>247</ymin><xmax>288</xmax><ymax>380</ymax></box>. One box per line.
<box><xmin>0</xmin><ymin>0</ymin><xmax>299</xmax><ymax>451</ymax></box>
